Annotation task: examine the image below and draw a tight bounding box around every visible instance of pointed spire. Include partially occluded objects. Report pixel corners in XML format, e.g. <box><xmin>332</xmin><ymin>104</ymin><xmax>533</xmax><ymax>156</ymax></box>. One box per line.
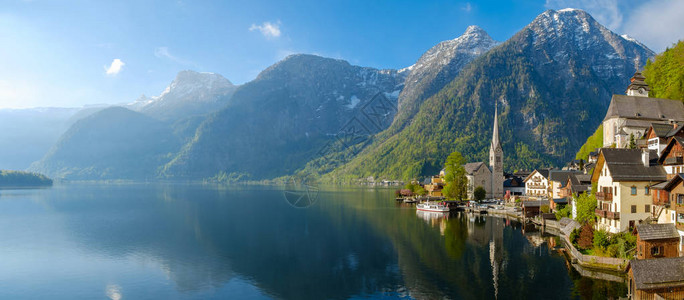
<box><xmin>492</xmin><ymin>102</ymin><xmax>500</xmax><ymax>149</ymax></box>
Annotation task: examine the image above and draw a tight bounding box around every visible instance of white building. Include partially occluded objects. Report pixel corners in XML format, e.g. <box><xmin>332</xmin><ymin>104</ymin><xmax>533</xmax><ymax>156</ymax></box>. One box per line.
<box><xmin>592</xmin><ymin>148</ymin><xmax>666</xmax><ymax>233</ymax></box>
<box><xmin>524</xmin><ymin>169</ymin><xmax>550</xmax><ymax>199</ymax></box>
<box><xmin>602</xmin><ymin>72</ymin><xmax>684</xmax><ymax>148</ymax></box>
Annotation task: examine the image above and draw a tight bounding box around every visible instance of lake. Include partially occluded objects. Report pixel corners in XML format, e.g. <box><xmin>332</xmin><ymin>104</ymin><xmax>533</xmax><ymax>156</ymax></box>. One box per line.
<box><xmin>0</xmin><ymin>183</ymin><xmax>626</xmax><ymax>299</ymax></box>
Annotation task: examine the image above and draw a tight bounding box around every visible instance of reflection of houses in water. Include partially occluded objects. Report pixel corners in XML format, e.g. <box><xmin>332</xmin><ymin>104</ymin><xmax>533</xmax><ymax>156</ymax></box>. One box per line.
<box><xmin>415</xmin><ymin>210</ymin><xmax>449</xmax><ymax>235</ymax></box>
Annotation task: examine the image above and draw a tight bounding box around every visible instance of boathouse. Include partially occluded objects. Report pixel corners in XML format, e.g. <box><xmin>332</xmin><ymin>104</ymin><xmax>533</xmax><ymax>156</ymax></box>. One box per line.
<box><xmin>628</xmin><ymin>256</ymin><xmax>684</xmax><ymax>300</ymax></box>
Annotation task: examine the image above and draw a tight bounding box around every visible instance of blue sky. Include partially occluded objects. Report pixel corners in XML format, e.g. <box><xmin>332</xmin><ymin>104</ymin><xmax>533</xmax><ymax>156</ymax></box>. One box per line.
<box><xmin>0</xmin><ymin>0</ymin><xmax>682</xmax><ymax>108</ymax></box>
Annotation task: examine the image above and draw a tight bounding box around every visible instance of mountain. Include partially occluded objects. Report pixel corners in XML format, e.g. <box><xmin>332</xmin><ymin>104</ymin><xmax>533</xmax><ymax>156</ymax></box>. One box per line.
<box><xmin>393</xmin><ymin>25</ymin><xmax>499</xmax><ymax>133</ymax></box>
<box><xmin>130</xmin><ymin>70</ymin><xmax>236</xmax><ymax>121</ymax></box>
<box><xmin>161</xmin><ymin>54</ymin><xmax>406</xmax><ymax>180</ymax></box>
<box><xmin>0</xmin><ymin>107</ymin><xmax>103</xmax><ymax>170</ymax></box>
<box><xmin>327</xmin><ymin>8</ymin><xmax>655</xmax><ymax>181</ymax></box>
<box><xmin>29</xmin><ymin>107</ymin><xmax>181</xmax><ymax>180</ymax></box>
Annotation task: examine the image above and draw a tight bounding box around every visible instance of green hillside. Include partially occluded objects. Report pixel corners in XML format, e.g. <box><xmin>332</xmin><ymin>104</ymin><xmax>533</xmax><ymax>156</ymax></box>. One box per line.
<box><xmin>644</xmin><ymin>41</ymin><xmax>684</xmax><ymax>101</ymax></box>
<box><xmin>575</xmin><ymin>125</ymin><xmax>603</xmax><ymax>161</ymax></box>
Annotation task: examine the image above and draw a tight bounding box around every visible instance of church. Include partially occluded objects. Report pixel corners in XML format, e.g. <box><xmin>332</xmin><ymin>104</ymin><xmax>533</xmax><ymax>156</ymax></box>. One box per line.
<box><xmin>464</xmin><ymin>104</ymin><xmax>504</xmax><ymax>199</ymax></box>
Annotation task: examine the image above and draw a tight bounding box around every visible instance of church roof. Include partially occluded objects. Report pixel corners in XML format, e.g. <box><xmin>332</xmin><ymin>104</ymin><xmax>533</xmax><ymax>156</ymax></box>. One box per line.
<box><xmin>603</xmin><ymin>95</ymin><xmax>684</xmax><ymax>122</ymax></box>
<box><xmin>464</xmin><ymin>162</ymin><xmax>489</xmax><ymax>175</ymax></box>
<box><xmin>626</xmin><ymin>72</ymin><xmax>651</xmax><ymax>92</ymax></box>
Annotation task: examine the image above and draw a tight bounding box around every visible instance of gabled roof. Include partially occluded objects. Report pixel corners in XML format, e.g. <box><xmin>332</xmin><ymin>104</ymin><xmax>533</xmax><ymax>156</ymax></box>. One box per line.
<box><xmin>504</xmin><ymin>176</ymin><xmax>524</xmax><ymax>187</ymax></box>
<box><xmin>603</xmin><ymin>94</ymin><xmax>684</xmax><ymax>122</ymax></box>
<box><xmin>524</xmin><ymin>169</ymin><xmax>550</xmax><ymax>182</ymax></box>
<box><xmin>636</xmin><ymin>223</ymin><xmax>680</xmax><ymax>241</ymax></box>
<box><xmin>549</xmin><ymin>170</ymin><xmax>581</xmax><ymax>184</ymax></box>
<box><xmin>591</xmin><ymin>148</ymin><xmax>666</xmax><ymax>182</ymax></box>
<box><xmin>658</xmin><ymin>136</ymin><xmax>684</xmax><ymax>165</ymax></box>
<box><xmin>648</xmin><ymin>122</ymin><xmax>676</xmax><ymax>138</ymax></box>
<box><xmin>652</xmin><ymin>173</ymin><xmax>684</xmax><ymax>191</ymax></box>
<box><xmin>464</xmin><ymin>162</ymin><xmax>490</xmax><ymax>175</ymax></box>
<box><xmin>629</xmin><ymin>257</ymin><xmax>684</xmax><ymax>290</ymax></box>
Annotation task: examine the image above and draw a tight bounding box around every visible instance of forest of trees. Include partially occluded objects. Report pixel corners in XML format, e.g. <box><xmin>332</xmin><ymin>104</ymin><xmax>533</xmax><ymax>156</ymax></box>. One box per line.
<box><xmin>0</xmin><ymin>170</ymin><xmax>53</xmax><ymax>187</ymax></box>
<box><xmin>644</xmin><ymin>41</ymin><xmax>684</xmax><ymax>101</ymax></box>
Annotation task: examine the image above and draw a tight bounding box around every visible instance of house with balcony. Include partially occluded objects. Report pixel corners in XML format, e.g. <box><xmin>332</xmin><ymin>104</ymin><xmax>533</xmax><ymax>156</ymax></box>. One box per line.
<box><xmin>644</xmin><ymin>123</ymin><xmax>684</xmax><ymax>156</ymax></box>
<box><xmin>592</xmin><ymin>148</ymin><xmax>666</xmax><ymax>233</ymax></box>
<box><xmin>657</xmin><ymin>136</ymin><xmax>684</xmax><ymax>178</ymax></box>
<box><xmin>524</xmin><ymin>169</ymin><xmax>550</xmax><ymax>199</ymax></box>
<box><xmin>650</xmin><ymin>173</ymin><xmax>684</xmax><ymax>252</ymax></box>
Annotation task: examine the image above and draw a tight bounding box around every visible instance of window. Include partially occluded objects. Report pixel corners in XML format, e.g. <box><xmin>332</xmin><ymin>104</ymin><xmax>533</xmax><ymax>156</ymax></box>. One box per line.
<box><xmin>631</xmin><ymin>186</ymin><xmax>637</xmax><ymax>195</ymax></box>
<box><xmin>651</xmin><ymin>246</ymin><xmax>663</xmax><ymax>256</ymax></box>
<box><xmin>631</xmin><ymin>205</ymin><xmax>637</xmax><ymax>213</ymax></box>
<box><xmin>678</xmin><ymin>194</ymin><xmax>684</xmax><ymax>205</ymax></box>
<box><xmin>645</xmin><ymin>187</ymin><xmax>650</xmax><ymax>195</ymax></box>
<box><xmin>645</xmin><ymin>204</ymin><xmax>651</xmax><ymax>213</ymax></box>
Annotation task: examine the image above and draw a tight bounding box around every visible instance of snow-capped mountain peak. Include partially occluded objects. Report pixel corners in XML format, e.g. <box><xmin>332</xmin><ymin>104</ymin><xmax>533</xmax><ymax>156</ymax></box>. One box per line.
<box><xmin>129</xmin><ymin>70</ymin><xmax>237</xmax><ymax>120</ymax></box>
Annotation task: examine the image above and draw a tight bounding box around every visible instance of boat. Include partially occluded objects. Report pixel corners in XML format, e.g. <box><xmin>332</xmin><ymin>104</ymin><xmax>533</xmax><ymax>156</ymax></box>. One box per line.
<box><xmin>416</xmin><ymin>202</ymin><xmax>449</xmax><ymax>212</ymax></box>
<box><xmin>403</xmin><ymin>198</ymin><xmax>417</xmax><ymax>204</ymax></box>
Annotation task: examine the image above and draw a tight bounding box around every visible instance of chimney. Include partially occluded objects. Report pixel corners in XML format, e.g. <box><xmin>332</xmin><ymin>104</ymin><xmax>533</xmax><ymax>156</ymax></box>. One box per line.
<box><xmin>642</xmin><ymin>149</ymin><xmax>650</xmax><ymax>167</ymax></box>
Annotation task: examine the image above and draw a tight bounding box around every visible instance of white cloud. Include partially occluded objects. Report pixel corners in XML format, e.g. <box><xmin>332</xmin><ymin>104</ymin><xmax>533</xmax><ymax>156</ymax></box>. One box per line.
<box><xmin>249</xmin><ymin>21</ymin><xmax>281</xmax><ymax>38</ymax></box>
<box><xmin>104</xmin><ymin>58</ymin><xmax>124</xmax><ymax>75</ymax></box>
<box><xmin>621</xmin><ymin>0</ymin><xmax>684</xmax><ymax>52</ymax></box>
<box><xmin>544</xmin><ymin>0</ymin><xmax>622</xmax><ymax>31</ymax></box>
<box><xmin>154</xmin><ymin>46</ymin><xmax>198</xmax><ymax>67</ymax></box>
<box><xmin>462</xmin><ymin>2</ymin><xmax>472</xmax><ymax>12</ymax></box>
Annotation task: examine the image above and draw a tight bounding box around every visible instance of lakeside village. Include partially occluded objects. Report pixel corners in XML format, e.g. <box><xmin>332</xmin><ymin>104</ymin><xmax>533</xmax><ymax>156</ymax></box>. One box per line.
<box><xmin>395</xmin><ymin>72</ymin><xmax>684</xmax><ymax>299</ymax></box>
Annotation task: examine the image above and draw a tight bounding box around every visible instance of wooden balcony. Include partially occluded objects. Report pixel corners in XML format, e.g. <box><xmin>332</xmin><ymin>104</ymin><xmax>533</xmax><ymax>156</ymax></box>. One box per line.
<box><xmin>595</xmin><ymin>209</ymin><xmax>607</xmax><ymax>218</ymax></box>
<box><xmin>596</xmin><ymin>192</ymin><xmax>613</xmax><ymax>201</ymax></box>
<box><xmin>606</xmin><ymin>211</ymin><xmax>620</xmax><ymax>220</ymax></box>
<box><xmin>664</xmin><ymin>156</ymin><xmax>684</xmax><ymax>165</ymax></box>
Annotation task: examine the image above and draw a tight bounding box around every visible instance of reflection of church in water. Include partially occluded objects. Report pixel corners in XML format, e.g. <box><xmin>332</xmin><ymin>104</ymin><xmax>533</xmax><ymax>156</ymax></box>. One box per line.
<box><xmin>466</xmin><ymin>215</ymin><xmax>506</xmax><ymax>299</ymax></box>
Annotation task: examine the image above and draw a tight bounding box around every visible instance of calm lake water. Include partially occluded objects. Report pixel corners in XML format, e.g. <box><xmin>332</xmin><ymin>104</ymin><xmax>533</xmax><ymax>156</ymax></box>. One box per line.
<box><xmin>0</xmin><ymin>183</ymin><xmax>626</xmax><ymax>299</ymax></box>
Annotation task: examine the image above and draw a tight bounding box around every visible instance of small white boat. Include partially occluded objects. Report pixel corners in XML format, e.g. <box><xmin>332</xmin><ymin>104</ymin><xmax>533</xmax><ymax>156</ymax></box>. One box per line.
<box><xmin>416</xmin><ymin>202</ymin><xmax>449</xmax><ymax>212</ymax></box>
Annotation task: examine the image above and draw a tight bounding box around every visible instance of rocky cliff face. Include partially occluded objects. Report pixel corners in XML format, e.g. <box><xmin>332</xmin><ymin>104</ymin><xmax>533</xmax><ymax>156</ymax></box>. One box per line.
<box><xmin>328</xmin><ymin>8</ymin><xmax>655</xmax><ymax>180</ymax></box>
<box><xmin>393</xmin><ymin>25</ymin><xmax>499</xmax><ymax>132</ymax></box>
<box><xmin>162</xmin><ymin>54</ymin><xmax>406</xmax><ymax>179</ymax></box>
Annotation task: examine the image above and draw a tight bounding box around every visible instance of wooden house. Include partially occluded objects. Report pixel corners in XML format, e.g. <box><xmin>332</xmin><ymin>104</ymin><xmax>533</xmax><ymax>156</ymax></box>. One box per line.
<box><xmin>635</xmin><ymin>223</ymin><xmax>680</xmax><ymax>259</ymax></box>
<box><xmin>628</xmin><ymin>256</ymin><xmax>684</xmax><ymax>300</ymax></box>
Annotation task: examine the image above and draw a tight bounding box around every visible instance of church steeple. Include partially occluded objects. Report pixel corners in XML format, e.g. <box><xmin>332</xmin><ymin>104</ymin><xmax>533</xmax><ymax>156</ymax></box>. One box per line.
<box><xmin>491</xmin><ymin>103</ymin><xmax>500</xmax><ymax>149</ymax></box>
<box><xmin>489</xmin><ymin>102</ymin><xmax>504</xmax><ymax>199</ymax></box>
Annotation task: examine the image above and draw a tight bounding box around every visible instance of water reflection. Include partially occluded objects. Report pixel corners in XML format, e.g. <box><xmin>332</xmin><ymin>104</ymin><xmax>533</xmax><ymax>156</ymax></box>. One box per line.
<box><xmin>0</xmin><ymin>184</ymin><xmax>627</xmax><ymax>299</ymax></box>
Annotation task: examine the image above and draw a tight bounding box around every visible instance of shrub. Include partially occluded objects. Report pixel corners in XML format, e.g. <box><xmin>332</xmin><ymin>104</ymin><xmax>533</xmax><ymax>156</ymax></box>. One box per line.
<box><xmin>578</xmin><ymin>223</ymin><xmax>594</xmax><ymax>250</ymax></box>
<box><xmin>540</xmin><ymin>205</ymin><xmax>550</xmax><ymax>214</ymax></box>
<box><xmin>570</xmin><ymin>228</ymin><xmax>580</xmax><ymax>246</ymax></box>
<box><xmin>555</xmin><ymin>204</ymin><xmax>571</xmax><ymax>220</ymax></box>
<box><xmin>593</xmin><ymin>229</ymin><xmax>610</xmax><ymax>251</ymax></box>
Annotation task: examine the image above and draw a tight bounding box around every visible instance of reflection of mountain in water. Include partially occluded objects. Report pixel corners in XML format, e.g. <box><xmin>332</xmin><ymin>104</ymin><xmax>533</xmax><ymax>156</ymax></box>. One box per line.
<box><xmin>32</xmin><ymin>185</ymin><xmax>627</xmax><ymax>299</ymax></box>
<box><xmin>39</xmin><ymin>185</ymin><xmax>401</xmax><ymax>299</ymax></box>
